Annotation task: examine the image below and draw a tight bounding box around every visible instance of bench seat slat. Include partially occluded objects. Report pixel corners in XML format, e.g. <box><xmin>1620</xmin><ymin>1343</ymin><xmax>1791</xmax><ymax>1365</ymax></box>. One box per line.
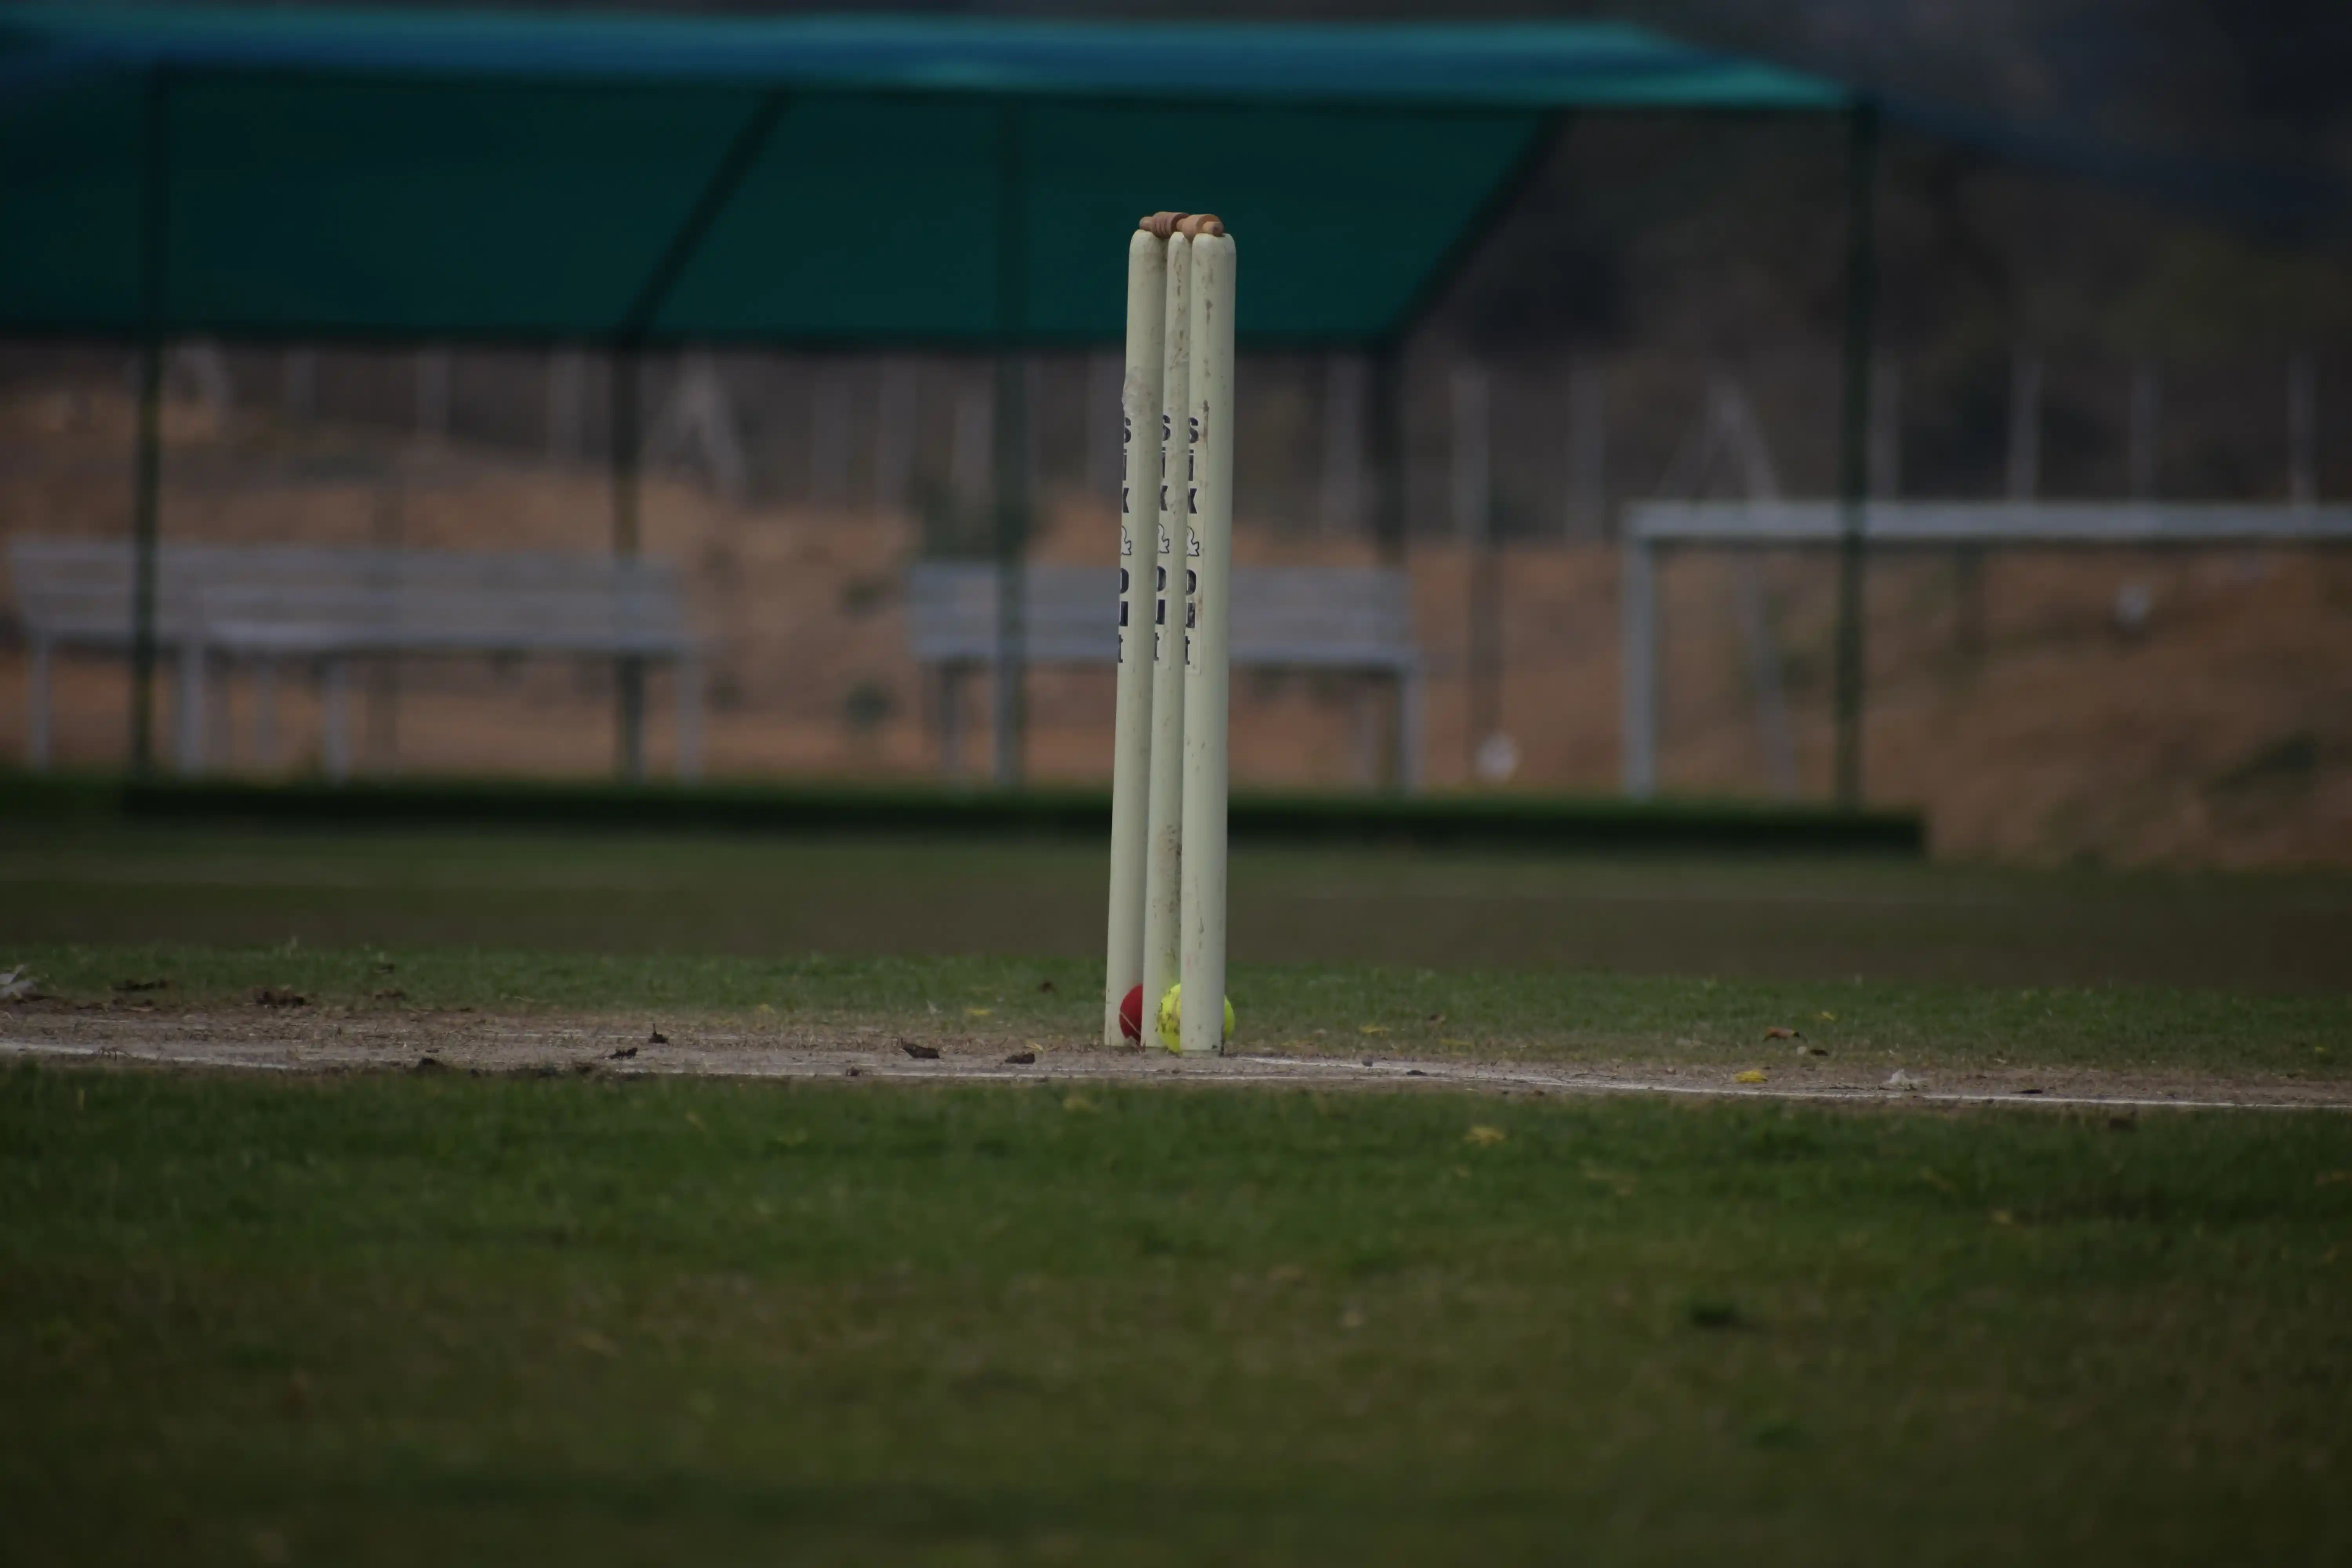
<box><xmin>906</xmin><ymin>562</ymin><xmax>1417</xmax><ymax>672</ymax></box>
<box><xmin>7</xmin><ymin>538</ymin><xmax>693</xmax><ymax>657</ymax></box>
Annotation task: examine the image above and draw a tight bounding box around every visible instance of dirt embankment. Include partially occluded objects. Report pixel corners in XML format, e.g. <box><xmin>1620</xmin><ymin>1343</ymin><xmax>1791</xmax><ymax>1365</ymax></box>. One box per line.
<box><xmin>4</xmin><ymin>383</ymin><xmax>2349</xmax><ymax>866</ymax></box>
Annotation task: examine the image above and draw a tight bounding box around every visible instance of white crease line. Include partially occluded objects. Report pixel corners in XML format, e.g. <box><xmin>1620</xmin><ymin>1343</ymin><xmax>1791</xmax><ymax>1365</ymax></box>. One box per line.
<box><xmin>1229</xmin><ymin>1054</ymin><xmax>2352</xmax><ymax>1113</ymax></box>
<box><xmin>7</xmin><ymin>1039</ymin><xmax>2347</xmax><ymax>1113</ymax></box>
<box><xmin>3</xmin><ymin>1041</ymin><xmax>298</xmax><ymax>1072</ymax></box>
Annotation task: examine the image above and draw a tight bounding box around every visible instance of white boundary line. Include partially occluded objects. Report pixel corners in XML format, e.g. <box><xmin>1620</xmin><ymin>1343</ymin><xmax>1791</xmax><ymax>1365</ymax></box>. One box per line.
<box><xmin>1227</xmin><ymin>1055</ymin><xmax>2352</xmax><ymax>1114</ymax></box>
<box><xmin>6</xmin><ymin>1038</ymin><xmax>2347</xmax><ymax>1113</ymax></box>
<box><xmin>5</xmin><ymin>1041</ymin><xmax>301</xmax><ymax>1072</ymax></box>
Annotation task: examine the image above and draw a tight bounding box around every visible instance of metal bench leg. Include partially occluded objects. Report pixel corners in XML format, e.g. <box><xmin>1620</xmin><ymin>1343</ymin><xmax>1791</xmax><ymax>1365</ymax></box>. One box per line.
<box><xmin>939</xmin><ymin>665</ymin><xmax>964</xmax><ymax>783</ymax></box>
<box><xmin>676</xmin><ymin>655</ymin><xmax>704</xmax><ymax>782</ymax></box>
<box><xmin>27</xmin><ymin>639</ymin><xmax>51</xmax><ymax>770</ymax></box>
<box><xmin>176</xmin><ymin>642</ymin><xmax>207</xmax><ymax>775</ymax></box>
<box><xmin>253</xmin><ymin>661</ymin><xmax>279</xmax><ymax>771</ymax></box>
<box><xmin>321</xmin><ymin>661</ymin><xmax>351</xmax><ymax>784</ymax></box>
<box><xmin>1352</xmin><ymin>673</ymin><xmax>1379</xmax><ymax>790</ymax></box>
<box><xmin>1621</xmin><ymin>539</ymin><xmax>1658</xmax><ymax>799</ymax></box>
<box><xmin>1397</xmin><ymin>667</ymin><xmax>1425</xmax><ymax>795</ymax></box>
<box><xmin>210</xmin><ymin>656</ymin><xmax>235</xmax><ymax>770</ymax></box>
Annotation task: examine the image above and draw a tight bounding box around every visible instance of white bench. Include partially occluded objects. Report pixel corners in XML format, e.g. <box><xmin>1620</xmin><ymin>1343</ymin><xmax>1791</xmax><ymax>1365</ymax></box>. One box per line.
<box><xmin>7</xmin><ymin>538</ymin><xmax>703</xmax><ymax>779</ymax></box>
<box><xmin>906</xmin><ymin>561</ymin><xmax>1422</xmax><ymax>789</ymax></box>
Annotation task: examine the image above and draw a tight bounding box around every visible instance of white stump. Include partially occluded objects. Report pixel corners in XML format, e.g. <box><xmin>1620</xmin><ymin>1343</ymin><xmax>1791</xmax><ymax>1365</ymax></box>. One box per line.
<box><xmin>1178</xmin><ymin>231</ymin><xmax>1236</xmax><ymax>1059</ymax></box>
<box><xmin>1105</xmin><ymin>229</ymin><xmax>1166</xmax><ymax>1044</ymax></box>
<box><xmin>1139</xmin><ymin>233</ymin><xmax>1192</xmax><ymax>1036</ymax></box>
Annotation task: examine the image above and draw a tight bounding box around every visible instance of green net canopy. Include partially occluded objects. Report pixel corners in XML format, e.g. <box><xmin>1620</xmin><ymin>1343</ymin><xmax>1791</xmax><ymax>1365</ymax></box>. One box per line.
<box><xmin>0</xmin><ymin>4</ymin><xmax>1847</xmax><ymax>346</ymax></box>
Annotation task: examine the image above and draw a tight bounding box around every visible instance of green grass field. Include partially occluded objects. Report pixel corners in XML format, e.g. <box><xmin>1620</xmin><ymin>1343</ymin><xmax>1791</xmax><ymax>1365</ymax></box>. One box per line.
<box><xmin>6</xmin><ymin>822</ymin><xmax>2351</xmax><ymax>1562</ymax></box>
<box><xmin>5</xmin><ymin>821</ymin><xmax>2350</xmax><ymax>991</ymax></box>
<box><xmin>5</xmin><ymin>1065</ymin><xmax>2350</xmax><ymax>1565</ymax></box>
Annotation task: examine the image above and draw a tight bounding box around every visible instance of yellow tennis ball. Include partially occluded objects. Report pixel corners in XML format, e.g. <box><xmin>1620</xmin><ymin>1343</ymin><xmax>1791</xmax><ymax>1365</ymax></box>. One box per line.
<box><xmin>1156</xmin><ymin>982</ymin><xmax>1235</xmax><ymax>1052</ymax></box>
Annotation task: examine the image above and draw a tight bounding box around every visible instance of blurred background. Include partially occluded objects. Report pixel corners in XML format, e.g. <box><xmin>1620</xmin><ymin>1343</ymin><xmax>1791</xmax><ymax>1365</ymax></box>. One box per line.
<box><xmin>4</xmin><ymin>0</ymin><xmax>2349</xmax><ymax>867</ymax></box>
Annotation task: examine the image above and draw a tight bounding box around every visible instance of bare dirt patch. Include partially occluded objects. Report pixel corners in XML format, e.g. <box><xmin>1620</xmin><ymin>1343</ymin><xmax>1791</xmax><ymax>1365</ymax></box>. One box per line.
<box><xmin>5</xmin><ymin>1004</ymin><xmax>2346</xmax><ymax>1113</ymax></box>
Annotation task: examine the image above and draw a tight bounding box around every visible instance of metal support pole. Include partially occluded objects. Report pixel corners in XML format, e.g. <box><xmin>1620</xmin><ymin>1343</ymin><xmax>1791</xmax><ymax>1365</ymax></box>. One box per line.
<box><xmin>675</xmin><ymin>653</ymin><xmax>704</xmax><ymax>782</ymax></box>
<box><xmin>253</xmin><ymin>659</ymin><xmax>279</xmax><ymax>770</ymax></box>
<box><xmin>1470</xmin><ymin>539</ymin><xmax>1503</xmax><ymax>775</ymax></box>
<box><xmin>174</xmin><ymin>642</ymin><xmax>206</xmax><ymax>775</ymax></box>
<box><xmin>1831</xmin><ymin>101</ymin><xmax>1880</xmax><ymax>809</ymax></box>
<box><xmin>1454</xmin><ymin>364</ymin><xmax>1500</xmax><ymax>778</ymax></box>
<box><xmin>131</xmin><ymin>340</ymin><xmax>164</xmax><ymax>778</ymax></box>
<box><xmin>991</xmin><ymin>104</ymin><xmax>1030</xmax><ymax>789</ymax></box>
<box><xmin>604</xmin><ymin>89</ymin><xmax>789</xmax><ymax>787</ymax></box>
<box><xmin>1370</xmin><ymin>347</ymin><xmax>1409</xmax><ymax>565</ymax></box>
<box><xmin>1621</xmin><ymin>539</ymin><xmax>1657</xmax><ymax>797</ymax></box>
<box><xmin>321</xmin><ymin>661</ymin><xmax>351</xmax><ymax>784</ymax></box>
<box><xmin>610</xmin><ymin>347</ymin><xmax>645</xmax><ymax>781</ymax></box>
<box><xmin>1368</xmin><ymin>346</ymin><xmax>1412</xmax><ymax>791</ymax></box>
<box><xmin>130</xmin><ymin>69</ymin><xmax>171</xmax><ymax>777</ymax></box>
<box><xmin>27</xmin><ymin>640</ymin><xmax>53</xmax><ymax>770</ymax></box>
<box><xmin>2286</xmin><ymin>352</ymin><xmax>2324</xmax><ymax>505</ymax></box>
<box><xmin>1570</xmin><ymin>356</ymin><xmax>1606</xmax><ymax>539</ymax></box>
<box><xmin>2289</xmin><ymin>349</ymin><xmax>2318</xmax><ymax>507</ymax></box>
<box><xmin>940</xmin><ymin>666</ymin><xmax>965</xmax><ymax>783</ymax></box>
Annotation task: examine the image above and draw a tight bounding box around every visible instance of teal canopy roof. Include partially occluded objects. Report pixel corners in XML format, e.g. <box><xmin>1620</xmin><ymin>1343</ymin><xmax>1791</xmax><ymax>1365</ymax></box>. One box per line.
<box><xmin>0</xmin><ymin>5</ymin><xmax>1850</xmax><ymax>346</ymax></box>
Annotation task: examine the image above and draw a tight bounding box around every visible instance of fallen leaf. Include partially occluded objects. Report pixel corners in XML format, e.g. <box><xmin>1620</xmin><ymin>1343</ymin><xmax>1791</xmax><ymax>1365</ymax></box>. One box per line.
<box><xmin>1063</xmin><ymin>1093</ymin><xmax>1098</xmax><ymax>1114</ymax></box>
<box><xmin>1036</xmin><ymin>980</ymin><xmax>1058</xmax><ymax>994</ymax></box>
<box><xmin>1990</xmin><ymin>1209</ymin><xmax>2016</xmax><ymax>1226</ymax></box>
<box><xmin>1733</xmin><ymin>1069</ymin><xmax>1767</xmax><ymax>1084</ymax></box>
<box><xmin>410</xmin><ymin>1056</ymin><xmax>445</xmax><ymax>1075</ymax></box>
<box><xmin>610</xmin><ymin>1045</ymin><xmax>638</xmax><ymax>1061</ymax></box>
<box><xmin>1465</xmin><ymin>1125</ymin><xmax>1508</xmax><ymax>1147</ymax></box>
<box><xmin>0</xmin><ymin>967</ymin><xmax>42</xmax><ymax>1002</ymax></box>
<box><xmin>966</xmin><ymin>1007</ymin><xmax>993</xmax><ymax>1018</ymax></box>
<box><xmin>1359</xmin><ymin>1024</ymin><xmax>1387</xmax><ymax>1035</ymax></box>
<box><xmin>372</xmin><ymin>988</ymin><xmax>406</xmax><ymax>1001</ymax></box>
<box><xmin>1406</xmin><ymin>1069</ymin><xmax>1428</xmax><ymax>1078</ymax></box>
<box><xmin>1815</xmin><ymin>1011</ymin><xmax>1837</xmax><ymax>1022</ymax></box>
<box><xmin>111</xmin><ymin>978</ymin><xmax>170</xmax><ymax>993</ymax></box>
<box><xmin>1762</xmin><ymin>1026</ymin><xmax>1801</xmax><ymax>1042</ymax></box>
<box><xmin>902</xmin><ymin>1042</ymin><xmax>941</xmax><ymax>1060</ymax></box>
<box><xmin>684</xmin><ymin>1112</ymin><xmax>706</xmax><ymax>1131</ymax></box>
<box><xmin>1427</xmin><ymin>1013</ymin><xmax>1446</xmax><ymax>1024</ymax></box>
<box><xmin>250</xmin><ymin>987</ymin><xmax>309</xmax><ymax>1008</ymax></box>
<box><xmin>2317</xmin><ymin>1171</ymin><xmax>2352</xmax><ymax>1187</ymax></box>
<box><xmin>648</xmin><ymin>1029</ymin><xmax>668</xmax><ymax>1045</ymax></box>
<box><xmin>2017</xmin><ymin>1086</ymin><xmax>2045</xmax><ymax>1096</ymax></box>
<box><xmin>1004</xmin><ymin>1051</ymin><xmax>1036</xmax><ymax>1065</ymax></box>
<box><xmin>575</xmin><ymin>1330</ymin><xmax>618</xmax><ymax>1358</ymax></box>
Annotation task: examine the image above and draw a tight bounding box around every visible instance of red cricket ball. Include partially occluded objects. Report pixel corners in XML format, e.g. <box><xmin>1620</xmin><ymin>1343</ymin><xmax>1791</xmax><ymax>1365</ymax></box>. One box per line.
<box><xmin>1119</xmin><ymin>984</ymin><xmax>1145</xmax><ymax>1042</ymax></box>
